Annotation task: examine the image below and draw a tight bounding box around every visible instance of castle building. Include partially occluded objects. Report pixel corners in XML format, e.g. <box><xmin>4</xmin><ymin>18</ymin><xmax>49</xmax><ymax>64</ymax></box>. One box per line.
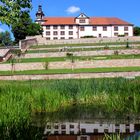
<box><xmin>36</xmin><ymin>6</ymin><xmax>133</xmax><ymax>40</ymax></box>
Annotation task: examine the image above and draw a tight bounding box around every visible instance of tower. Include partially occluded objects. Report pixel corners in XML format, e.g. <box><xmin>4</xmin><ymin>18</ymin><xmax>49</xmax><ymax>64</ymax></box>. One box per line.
<box><xmin>35</xmin><ymin>5</ymin><xmax>45</xmax><ymax>24</ymax></box>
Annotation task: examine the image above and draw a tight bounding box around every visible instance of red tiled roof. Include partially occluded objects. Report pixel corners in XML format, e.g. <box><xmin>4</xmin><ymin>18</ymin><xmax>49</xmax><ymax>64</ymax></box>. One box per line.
<box><xmin>42</xmin><ymin>17</ymin><xmax>133</xmax><ymax>26</ymax></box>
<box><xmin>43</xmin><ymin>17</ymin><xmax>75</xmax><ymax>25</ymax></box>
<box><xmin>90</xmin><ymin>17</ymin><xmax>132</xmax><ymax>25</ymax></box>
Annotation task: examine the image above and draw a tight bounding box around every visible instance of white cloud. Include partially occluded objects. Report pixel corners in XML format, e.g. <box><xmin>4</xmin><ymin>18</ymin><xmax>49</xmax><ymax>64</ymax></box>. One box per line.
<box><xmin>66</xmin><ymin>6</ymin><xmax>81</xmax><ymax>14</ymax></box>
<box><xmin>0</xmin><ymin>28</ymin><xmax>5</xmax><ymax>32</ymax></box>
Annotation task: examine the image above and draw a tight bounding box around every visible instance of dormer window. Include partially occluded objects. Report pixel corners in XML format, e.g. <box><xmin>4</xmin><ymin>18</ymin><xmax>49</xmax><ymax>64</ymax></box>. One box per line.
<box><xmin>79</xmin><ymin>19</ymin><xmax>86</xmax><ymax>23</ymax></box>
<box><xmin>75</xmin><ymin>13</ymin><xmax>89</xmax><ymax>24</ymax></box>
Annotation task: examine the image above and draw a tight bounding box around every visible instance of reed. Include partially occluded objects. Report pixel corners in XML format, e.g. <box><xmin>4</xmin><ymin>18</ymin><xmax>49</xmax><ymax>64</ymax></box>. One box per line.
<box><xmin>0</xmin><ymin>77</ymin><xmax>140</xmax><ymax>138</ymax></box>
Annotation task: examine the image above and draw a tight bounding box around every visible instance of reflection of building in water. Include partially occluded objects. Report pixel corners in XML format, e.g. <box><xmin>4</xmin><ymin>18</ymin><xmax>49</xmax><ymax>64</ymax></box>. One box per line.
<box><xmin>43</xmin><ymin>122</ymin><xmax>135</xmax><ymax>140</ymax></box>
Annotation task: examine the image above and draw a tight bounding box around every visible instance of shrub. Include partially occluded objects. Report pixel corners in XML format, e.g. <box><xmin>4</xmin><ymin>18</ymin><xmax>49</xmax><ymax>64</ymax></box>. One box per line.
<box><xmin>114</xmin><ymin>50</ymin><xmax>119</xmax><ymax>55</ymax></box>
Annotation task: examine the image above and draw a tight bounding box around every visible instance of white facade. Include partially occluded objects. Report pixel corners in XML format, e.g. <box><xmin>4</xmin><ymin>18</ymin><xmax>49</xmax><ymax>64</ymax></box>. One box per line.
<box><xmin>36</xmin><ymin>12</ymin><xmax>133</xmax><ymax>40</ymax></box>
<box><xmin>42</xmin><ymin>25</ymin><xmax>78</xmax><ymax>40</ymax></box>
<box><xmin>42</xmin><ymin>25</ymin><xmax>133</xmax><ymax>40</ymax></box>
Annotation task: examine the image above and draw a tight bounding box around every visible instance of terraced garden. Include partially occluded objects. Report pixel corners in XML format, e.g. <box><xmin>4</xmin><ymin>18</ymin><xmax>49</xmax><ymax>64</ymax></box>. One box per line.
<box><xmin>0</xmin><ymin>41</ymin><xmax>140</xmax><ymax>79</ymax></box>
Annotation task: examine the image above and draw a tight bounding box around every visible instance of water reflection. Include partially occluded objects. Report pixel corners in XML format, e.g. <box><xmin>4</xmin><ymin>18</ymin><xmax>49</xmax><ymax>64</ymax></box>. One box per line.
<box><xmin>31</xmin><ymin>105</ymin><xmax>140</xmax><ymax>140</ymax></box>
<box><xmin>42</xmin><ymin>121</ymin><xmax>140</xmax><ymax>140</ymax></box>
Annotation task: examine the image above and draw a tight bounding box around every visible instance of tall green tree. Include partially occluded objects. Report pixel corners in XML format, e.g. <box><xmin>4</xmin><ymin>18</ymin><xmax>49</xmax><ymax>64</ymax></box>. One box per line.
<box><xmin>0</xmin><ymin>0</ymin><xmax>32</xmax><ymax>26</ymax></box>
<box><xmin>134</xmin><ymin>26</ymin><xmax>140</xmax><ymax>36</ymax></box>
<box><xmin>0</xmin><ymin>31</ymin><xmax>12</xmax><ymax>46</ymax></box>
<box><xmin>11</xmin><ymin>11</ymin><xmax>42</xmax><ymax>42</ymax></box>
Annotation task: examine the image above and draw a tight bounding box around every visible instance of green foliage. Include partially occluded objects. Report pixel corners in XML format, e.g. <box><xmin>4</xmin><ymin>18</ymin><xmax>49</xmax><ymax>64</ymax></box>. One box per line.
<box><xmin>134</xmin><ymin>26</ymin><xmax>140</xmax><ymax>36</ymax></box>
<box><xmin>0</xmin><ymin>31</ymin><xmax>12</xmax><ymax>46</ymax></box>
<box><xmin>0</xmin><ymin>78</ymin><xmax>140</xmax><ymax>137</ymax></box>
<box><xmin>0</xmin><ymin>0</ymin><xmax>32</xmax><ymax>26</ymax></box>
<box><xmin>26</xmin><ymin>23</ymin><xmax>43</xmax><ymax>36</ymax></box>
<box><xmin>11</xmin><ymin>11</ymin><xmax>42</xmax><ymax>42</ymax></box>
<box><xmin>118</xmin><ymin>34</ymin><xmax>125</xmax><ymax>37</ymax></box>
<box><xmin>44</xmin><ymin>61</ymin><xmax>49</xmax><ymax>70</ymax></box>
<box><xmin>81</xmin><ymin>35</ymin><xmax>96</xmax><ymax>38</ymax></box>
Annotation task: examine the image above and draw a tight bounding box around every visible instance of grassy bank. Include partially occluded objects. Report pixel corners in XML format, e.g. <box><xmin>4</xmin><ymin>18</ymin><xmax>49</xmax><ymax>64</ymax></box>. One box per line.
<box><xmin>0</xmin><ymin>66</ymin><xmax>140</xmax><ymax>75</ymax></box>
<box><xmin>6</xmin><ymin>54</ymin><xmax>140</xmax><ymax>63</ymax></box>
<box><xmin>30</xmin><ymin>41</ymin><xmax>140</xmax><ymax>48</ymax></box>
<box><xmin>0</xmin><ymin>78</ymin><xmax>140</xmax><ymax>138</ymax></box>
<box><xmin>0</xmin><ymin>78</ymin><xmax>140</xmax><ymax>115</ymax></box>
<box><xmin>27</xmin><ymin>46</ymin><xmax>139</xmax><ymax>53</ymax></box>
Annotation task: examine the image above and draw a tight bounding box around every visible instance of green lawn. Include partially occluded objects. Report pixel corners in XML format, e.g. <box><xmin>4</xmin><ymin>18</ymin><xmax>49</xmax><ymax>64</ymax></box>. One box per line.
<box><xmin>0</xmin><ymin>66</ymin><xmax>140</xmax><ymax>75</ymax></box>
<box><xmin>27</xmin><ymin>46</ymin><xmax>137</xmax><ymax>53</ymax></box>
<box><xmin>6</xmin><ymin>54</ymin><xmax>140</xmax><ymax>63</ymax></box>
<box><xmin>30</xmin><ymin>41</ymin><xmax>140</xmax><ymax>48</ymax></box>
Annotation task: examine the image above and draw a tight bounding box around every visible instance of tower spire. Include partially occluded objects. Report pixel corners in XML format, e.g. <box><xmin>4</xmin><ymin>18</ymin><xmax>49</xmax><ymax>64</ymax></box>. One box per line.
<box><xmin>36</xmin><ymin>5</ymin><xmax>45</xmax><ymax>21</ymax></box>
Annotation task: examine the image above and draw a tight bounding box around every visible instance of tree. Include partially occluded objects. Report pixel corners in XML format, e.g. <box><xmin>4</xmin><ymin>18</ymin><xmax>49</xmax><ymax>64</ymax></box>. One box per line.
<box><xmin>11</xmin><ymin>11</ymin><xmax>32</xmax><ymax>42</ymax></box>
<box><xmin>26</xmin><ymin>23</ymin><xmax>43</xmax><ymax>36</ymax></box>
<box><xmin>133</xmin><ymin>26</ymin><xmax>140</xmax><ymax>36</ymax></box>
<box><xmin>11</xmin><ymin>11</ymin><xmax>42</xmax><ymax>42</ymax></box>
<box><xmin>0</xmin><ymin>31</ymin><xmax>12</xmax><ymax>47</ymax></box>
<box><xmin>0</xmin><ymin>0</ymin><xmax>32</xmax><ymax>26</ymax></box>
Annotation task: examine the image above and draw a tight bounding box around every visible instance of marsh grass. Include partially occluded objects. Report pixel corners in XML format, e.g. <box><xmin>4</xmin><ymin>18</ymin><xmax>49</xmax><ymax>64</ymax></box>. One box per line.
<box><xmin>0</xmin><ymin>78</ymin><xmax>140</xmax><ymax>138</ymax></box>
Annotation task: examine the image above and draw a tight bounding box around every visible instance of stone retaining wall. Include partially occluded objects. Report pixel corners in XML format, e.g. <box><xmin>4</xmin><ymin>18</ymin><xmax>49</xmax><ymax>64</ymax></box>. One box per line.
<box><xmin>32</xmin><ymin>35</ymin><xmax>140</xmax><ymax>45</ymax></box>
<box><xmin>0</xmin><ymin>59</ymin><xmax>140</xmax><ymax>71</ymax></box>
<box><xmin>0</xmin><ymin>72</ymin><xmax>140</xmax><ymax>80</ymax></box>
<box><xmin>21</xmin><ymin>36</ymin><xmax>140</xmax><ymax>51</ymax></box>
<box><xmin>24</xmin><ymin>49</ymin><xmax>140</xmax><ymax>58</ymax></box>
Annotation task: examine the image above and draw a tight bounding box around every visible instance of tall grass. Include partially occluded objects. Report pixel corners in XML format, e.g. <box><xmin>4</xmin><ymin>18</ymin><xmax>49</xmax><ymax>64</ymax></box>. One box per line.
<box><xmin>0</xmin><ymin>77</ymin><xmax>140</xmax><ymax>138</ymax></box>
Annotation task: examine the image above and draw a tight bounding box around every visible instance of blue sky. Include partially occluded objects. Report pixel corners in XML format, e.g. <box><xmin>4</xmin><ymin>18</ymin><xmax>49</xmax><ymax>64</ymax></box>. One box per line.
<box><xmin>1</xmin><ymin>0</ymin><xmax>140</xmax><ymax>36</ymax></box>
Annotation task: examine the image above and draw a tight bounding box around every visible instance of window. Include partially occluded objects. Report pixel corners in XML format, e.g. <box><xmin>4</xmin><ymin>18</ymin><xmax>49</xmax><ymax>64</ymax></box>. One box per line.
<box><xmin>54</xmin><ymin>131</ymin><xmax>58</xmax><ymax>134</ymax></box>
<box><xmin>93</xmin><ymin>129</ymin><xmax>98</xmax><ymax>133</ymax></box>
<box><xmin>53</xmin><ymin>37</ymin><xmax>58</xmax><ymax>40</ymax></box>
<box><xmin>53</xmin><ymin>31</ymin><xmax>58</xmax><ymax>35</ymax></box>
<box><xmin>69</xmin><ymin>37</ymin><xmax>73</xmax><ymax>39</ymax></box>
<box><xmin>70</xmin><ymin>125</ymin><xmax>74</xmax><ymax>129</ymax></box>
<box><xmin>53</xmin><ymin>26</ymin><xmax>58</xmax><ymax>29</ymax></box>
<box><xmin>103</xmin><ymin>26</ymin><xmax>107</xmax><ymax>31</ymax></box>
<box><xmin>46</xmin><ymin>26</ymin><xmax>50</xmax><ymax>29</ymax></box>
<box><xmin>60</xmin><ymin>37</ymin><xmax>65</xmax><ymax>40</ymax></box>
<box><xmin>93</xmin><ymin>26</ymin><xmax>97</xmax><ymax>31</ymax></box>
<box><xmin>79</xmin><ymin>19</ymin><xmax>86</xmax><ymax>23</ymax></box>
<box><xmin>124</xmin><ymin>26</ymin><xmax>128</xmax><ymax>31</ymax></box>
<box><xmin>115</xmin><ymin>129</ymin><xmax>120</xmax><ymax>133</ymax></box>
<box><xmin>80</xmin><ymin>26</ymin><xmax>85</xmax><ymax>31</ymax></box>
<box><xmin>61</xmin><ymin>125</ymin><xmax>66</xmax><ymax>129</ymax></box>
<box><xmin>114</xmin><ymin>26</ymin><xmax>118</xmax><ymax>31</ymax></box>
<box><xmin>46</xmin><ymin>37</ymin><xmax>50</xmax><ymax>40</ymax></box>
<box><xmin>125</xmin><ymin>33</ymin><xmax>129</xmax><ymax>36</ymax></box>
<box><xmin>70</xmin><ymin>131</ymin><xmax>74</xmax><ymax>134</ymax></box>
<box><xmin>81</xmin><ymin>128</ymin><xmax>86</xmax><ymax>134</ymax></box>
<box><xmin>46</xmin><ymin>31</ymin><xmax>50</xmax><ymax>35</ymax></box>
<box><xmin>69</xmin><ymin>25</ymin><xmax>73</xmax><ymax>29</ymax></box>
<box><xmin>114</xmin><ymin>33</ymin><xmax>118</xmax><ymax>36</ymax></box>
<box><xmin>54</xmin><ymin>125</ymin><xmax>59</xmax><ymax>129</ymax></box>
<box><xmin>47</xmin><ymin>131</ymin><xmax>51</xmax><ymax>134</ymax></box>
<box><xmin>62</xmin><ymin>131</ymin><xmax>66</xmax><ymax>134</ymax></box>
<box><xmin>60</xmin><ymin>25</ymin><xmax>65</xmax><ymax>29</ymax></box>
<box><xmin>126</xmin><ymin>129</ymin><xmax>130</xmax><ymax>133</ymax></box>
<box><xmin>60</xmin><ymin>31</ymin><xmax>65</xmax><ymax>35</ymax></box>
<box><xmin>47</xmin><ymin>125</ymin><xmax>51</xmax><ymax>129</ymax></box>
<box><xmin>104</xmin><ymin>129</ymin><xmax>108</xmax><ymax>133</ymax></box>
<box><xmin>69</xmin><ymin>31</ymin><xmax>73</xmax><ymax>35</ymax></box>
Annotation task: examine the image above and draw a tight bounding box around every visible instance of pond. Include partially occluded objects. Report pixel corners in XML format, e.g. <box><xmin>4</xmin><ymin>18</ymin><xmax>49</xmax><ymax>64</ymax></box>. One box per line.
<box><xmin>31</xmin><ymin>111</ymin><xmax>140</xmax><ymax>140</ymax></box>
<box><xmin>0</xmin><ymin>78</ymin><xmax>140</xmax><ymax>139</ymax></box>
